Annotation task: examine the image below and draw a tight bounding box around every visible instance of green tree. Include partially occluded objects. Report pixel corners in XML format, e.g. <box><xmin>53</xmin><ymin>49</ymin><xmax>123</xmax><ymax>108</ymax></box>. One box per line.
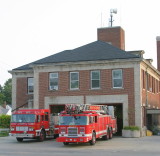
<box><xmin>0</xmin><ymin>79</ymin><xmax>12</xmax><ymax>106</ymax></box>
<box><xmin>0</xmin><ymin>85</ymin><xmax>2</xmax><ymax>92</ymax></box>
<box><xmin>3</xmin><ymin>78</ymin><xmax>12</xmax><ymax>105</ymax></box>
<box><xmin>0</xmin><ymin>85</ymin><xmax>4</xmax><ymax>105</ymax></box>
<box><xmin>0</xmin><ymin>93</ymin><xmax>5</xmax><ymax>106</ymax></box>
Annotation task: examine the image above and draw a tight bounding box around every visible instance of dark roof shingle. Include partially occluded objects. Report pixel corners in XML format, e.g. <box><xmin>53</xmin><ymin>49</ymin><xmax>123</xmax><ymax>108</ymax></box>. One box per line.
<box><xmin>13</xmin><ymin>40</ymin><xmax>139</xmax><ymax>70</ymax></box>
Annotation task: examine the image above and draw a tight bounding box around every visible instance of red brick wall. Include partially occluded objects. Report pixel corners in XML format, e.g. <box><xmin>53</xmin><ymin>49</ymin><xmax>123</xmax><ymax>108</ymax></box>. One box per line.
<box><xmin>38</xmin><ymin>68</ymin><xmax>135</xmax><ymax>125</ymax></box>
<box><xmin>141</xmin><ymin>69</ymin><xmax>160</xmax><ymax>126</ymax></box>
<box><xmin>16</xmin><ymin>68</ymin><xmax>135</xmax><ymax>125</ymax></box>
<box><xmin>142</xmin><ymin>90</ymin><xmax>160</xmax><ymax>108</ymax></box>
<box><xmin>141</xmin><ymin>69</ymin><xmax>160</xmax><ymax>109</ymax></box>
<box><xmin>15</xmin><ymin>67</ymin><xmax>160</xmax><ymax>127</ymax></box>
<box><xmin>16</xmin><ymin>77</ymin><xmax>33</xmax><ymax>108</ymax></box>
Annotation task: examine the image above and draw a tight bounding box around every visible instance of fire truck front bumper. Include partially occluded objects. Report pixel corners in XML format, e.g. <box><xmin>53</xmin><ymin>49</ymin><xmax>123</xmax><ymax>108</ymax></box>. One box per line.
<box><xmin>56</xmin><ymin>137</ymin><xmax>90</xmax><ymax>143</ymax></box>
<box><xmin>9</xmin><ymin>133</ymin><xmax>34</xmax><ymax>138</ymax></box>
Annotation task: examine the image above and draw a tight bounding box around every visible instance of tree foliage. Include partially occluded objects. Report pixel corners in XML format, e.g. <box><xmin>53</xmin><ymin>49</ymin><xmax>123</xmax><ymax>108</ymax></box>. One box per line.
<box><xmin>0</xmin><ymin>93</ymin><xmax>5</xmax><ymax>105</ymax></box>
<box><xmin>0</xmin><ymin>79</ymin><xmax>12</xmax><ymax>106</ymax></box>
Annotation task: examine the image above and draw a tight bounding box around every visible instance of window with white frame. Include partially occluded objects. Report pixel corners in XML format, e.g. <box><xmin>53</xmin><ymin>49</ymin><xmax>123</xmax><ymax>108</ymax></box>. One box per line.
<box><xmin>91</xmin><ymin>70</ymin><xmax>100</xmax><ymax>89</ymax></box>
<box><xmin>70</xmin><ymin>72</ymin><xmax>79</xmax><ymax>90</ymax></box>
<box><xmin>49</xmin><ymin>73</ymin><xmax>58</xmax><ymax>90</ymax></box>
<box><xmin>112</xmin><ymin>69</ymin><xmax>123</xmax><ymax>88</ymax></box>
<box><xmin>28</xmin><ymin>77</ymin><xmax>34</xmax><ymax>94</ymax></box>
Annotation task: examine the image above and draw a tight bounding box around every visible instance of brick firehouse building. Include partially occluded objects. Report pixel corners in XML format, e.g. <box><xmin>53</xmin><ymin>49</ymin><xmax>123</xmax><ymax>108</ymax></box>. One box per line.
<box><xmin>9</xmin><ymin>27</ymin><xmax>160</xmax><ymax>135</ymax></box>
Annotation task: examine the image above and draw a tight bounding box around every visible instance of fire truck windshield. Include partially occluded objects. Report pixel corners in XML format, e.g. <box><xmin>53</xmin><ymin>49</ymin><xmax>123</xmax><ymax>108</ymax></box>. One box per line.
<box><xmin>11</xmin><ymin>114</ymin><xmax>36</xmax><ymax>123</ymax></box>
<box><xmin>59</xmin><ymin>116</ymin><xmax>88</xmax><ymax>125</ymax></box>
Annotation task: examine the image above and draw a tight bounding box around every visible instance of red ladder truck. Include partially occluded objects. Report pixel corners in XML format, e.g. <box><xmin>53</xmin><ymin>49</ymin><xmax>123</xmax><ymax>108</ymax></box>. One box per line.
<box><xmin>9</xmin><ymin>109</ymin><xmax>59</xmax><ymax>142</ymax></box>
<box><xmin>56</xmin><ymin>104</ymin><xmax>117</xmax><ymax>145</ymax></box>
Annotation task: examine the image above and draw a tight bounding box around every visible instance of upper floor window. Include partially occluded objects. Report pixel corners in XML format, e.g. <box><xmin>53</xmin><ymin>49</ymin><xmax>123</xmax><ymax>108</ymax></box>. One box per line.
<box><xmin>91</xmin><ymin>70</ymin><xmax>100</xmax><ymax>89</ymax></box>
<box><xmin>70</xmin><ymin>72</ymin><xmax>79</xmax><ymax>90</ymax></box>
<box><xmin>112</xmin><ymin>69</ymin><xmax>123</xmax><ymax>88</ymax></box>
<box><xmin>28</xmin><ymin>77</ymin><xmax>34</xmax><ymax>94</ymax></box>
<box><xmin>49</xmin><ymin>73</ymin><xmax>58</xmax><ymax>90</ymax></box>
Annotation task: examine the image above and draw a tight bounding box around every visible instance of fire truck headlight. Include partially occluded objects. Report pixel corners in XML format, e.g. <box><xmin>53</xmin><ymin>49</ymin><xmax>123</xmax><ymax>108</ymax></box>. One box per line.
<box><xmin>29</xmin><ymin>127</ymin><xmax>34</xmax><ymax>131</ymax></box>
<box><xmin>10</xmin><ymin>127</ymin><xmax>14</xmax><ymax>131</ymax></box>
<box><xmin>80</xmin><ymin>127</ymin><xmax>85</xmax><ymax>135</ymax></box>
<box><xmin>60</xmin><ymin>127</ymin><xmax>66</xmax><ymax>134</ymax></box>
<box><xmin>80</xmin><ymin>132</ymin><xmax>85</xmax><ymax>135</ymax></box>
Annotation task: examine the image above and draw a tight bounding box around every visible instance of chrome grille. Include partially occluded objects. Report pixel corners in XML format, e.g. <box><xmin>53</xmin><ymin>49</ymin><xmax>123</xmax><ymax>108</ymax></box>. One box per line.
<box><xmin>68</xmin><ymin>127</ymin><xmax>78</xmax><ymax>136</ymax></box>
<box><xmin>16</xmin><ymin>126</ymin><xmax>28</xmax><ymax>131</ymax></box>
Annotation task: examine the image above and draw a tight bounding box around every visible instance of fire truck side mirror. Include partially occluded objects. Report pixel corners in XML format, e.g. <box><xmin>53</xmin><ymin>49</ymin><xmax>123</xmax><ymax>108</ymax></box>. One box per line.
<box><xmin>36</xmin><ymin>115</ymin><xmax>40</xmax><ymax>123</ymax></box>
<box><xmin>89</xmin><ymin>116</ymin><xmax>94</xmax><ymax>124</ymax></box>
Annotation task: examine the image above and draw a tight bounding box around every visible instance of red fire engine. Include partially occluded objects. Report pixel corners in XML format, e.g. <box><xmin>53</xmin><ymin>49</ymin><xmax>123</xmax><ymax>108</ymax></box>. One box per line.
<box><xmin>9</xmin><ymin>109</ymin><xmax>58</xmax><ymax>142</ymax></box>
<box><xmin>56</xmin><ymin>104</ymin><xmax>117</xmax><ymax>145</ymax></box>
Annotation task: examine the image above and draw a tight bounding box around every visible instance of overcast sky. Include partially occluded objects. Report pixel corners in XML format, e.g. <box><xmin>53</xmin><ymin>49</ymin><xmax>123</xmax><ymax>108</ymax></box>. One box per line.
<box><xmin>0</xmin><ymin>0</ymin><xmax>160</xmax><ymax>85</ymax></box>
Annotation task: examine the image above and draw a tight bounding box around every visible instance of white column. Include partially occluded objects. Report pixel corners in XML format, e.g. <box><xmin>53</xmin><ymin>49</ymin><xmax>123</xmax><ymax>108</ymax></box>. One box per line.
<box><xmin>134</xmin><ymin>64</ymin><xmax>142</xmax><ymax>127</ymax></box>
<box><xmin>33</xmin><ymin>69</ymin><xmax>39</xmax><ymax>109</ymax></box>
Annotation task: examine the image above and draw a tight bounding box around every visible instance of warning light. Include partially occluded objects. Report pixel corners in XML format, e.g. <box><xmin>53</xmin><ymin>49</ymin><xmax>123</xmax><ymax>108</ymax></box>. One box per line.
<box><xmin>89</xmin><ymin>106</ymin><xmax>101</xmax><ymax>110</ymax></box>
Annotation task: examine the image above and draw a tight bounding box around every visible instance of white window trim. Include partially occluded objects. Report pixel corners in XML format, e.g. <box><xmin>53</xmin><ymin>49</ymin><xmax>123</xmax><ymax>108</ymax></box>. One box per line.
<box><xmin>49</xmin><ymin>72</ymin><xmax>59</xmax><ymax>91</ymax></box>
<box><xmin>91</xmin><ymin>70</ymin><xmax>100</xmax><ymax>89</ymax></box>
<box><xmin>112</xmin><ymin>69</ymin><xmax>123</xmax><ymax>88</ymax></box>
<box><xmin>70</xmin><ymin>72</ymin><xmax>79</xmax><ymax>90</ymax></box>
<box><xmin>27</xmin><ymin>77</ymin><xmax>34</xmax><ymax>94</ymax></box>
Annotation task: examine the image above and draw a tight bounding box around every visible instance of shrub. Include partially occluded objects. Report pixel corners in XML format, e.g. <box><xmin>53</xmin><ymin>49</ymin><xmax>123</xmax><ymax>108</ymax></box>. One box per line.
<box><xmin>123</xmin><ymin>126</ymin><xmax>140</xmax><ymax>131</ymax></box>
<box><xmin>151</xmin><ymin>126</ymin><xmax>160</xmax><ymax>135</ymax></box>
<box><xmin>0</xmin><ymin>131</ymin><xmax>9</xmax><ymax>137</ymax></box>
<box><xmin>0</xmin><ymin>114</ymin><xmax>11</xmax><ymax>128</ymax></box>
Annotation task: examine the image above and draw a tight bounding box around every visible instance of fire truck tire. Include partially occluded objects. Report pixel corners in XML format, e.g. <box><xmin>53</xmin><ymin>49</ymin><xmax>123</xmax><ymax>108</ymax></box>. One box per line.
<box><xmin>89</xmin><ymin>132</ymin><xmax>96</xmax><ymax>145</ymax></box>
<box><xmin>16</xmin><ymin>138</ymin><xmax>23</xmax><ymax>142</ymax></box>
<box><xmin>38</xmin><ymin>130</ymin><xmax>46</xmax><ymax>142</ymax></box>
<box><xmin>102</xmin><ymin>129</ymin><xmax>109</xmax><ymax>140</ymax></box>
<box><xmin>54</xmin><ymin>134</ymin><xmax>59</xmax><ymax>139</ymax></box>
<box><xmin>63</xmin><ymin>142</ymin><xmax>69</xmax><ymax>145</ymax></box>
<box><xmin>109</xmin><ymin>128</ymin><xmax>113</xmax><ymax>139</ymax></box>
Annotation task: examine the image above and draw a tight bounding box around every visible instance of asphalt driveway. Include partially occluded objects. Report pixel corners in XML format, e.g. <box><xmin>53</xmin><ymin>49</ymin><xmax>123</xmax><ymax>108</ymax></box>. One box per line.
<box><xmin>0</xmin><ymin>136</ymin><xmax>160</xmax><ymax>156</ymax></box>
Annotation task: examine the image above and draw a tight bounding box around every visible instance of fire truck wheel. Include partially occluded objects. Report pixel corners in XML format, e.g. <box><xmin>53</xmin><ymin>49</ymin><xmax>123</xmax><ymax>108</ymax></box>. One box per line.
<box><xmin>38</xmin><ymin>130</ymin><xmax>46</xmax><ymax>142</ymax></box>
<box><xmin>109</xmin><ymin>128</ymin><xmax>113</xmax><ymax>139</ymax></box>
<box><xmin>16</xmin><ymin>138</ymin><xmax>23</xmax><ymax>142</ymax></box>
<box><xmin>102</xmin><ymin>129</ymin><xmax>109</xmax><ymax>140</ymax></box>
<box><xmin>89</xmin><ymin>132</ymin><xmax>96</xmax><ymax>145</ymax></box>
<box><xmin>54</xmin><ymin>134</ymin><xmax>59</xmax><ymax>139</ymax></box>
<box><xmin>63</xmin><ymin>142</ymin><xmax>69</xmax><ymax>145</ymax></box>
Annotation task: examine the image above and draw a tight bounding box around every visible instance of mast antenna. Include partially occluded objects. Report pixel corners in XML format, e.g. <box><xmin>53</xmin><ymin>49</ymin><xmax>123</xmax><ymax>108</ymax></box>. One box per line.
<box><xmin>109</xmin><ymin>8</ymin><xmax>117</xmax><ymax>27</ymax></box>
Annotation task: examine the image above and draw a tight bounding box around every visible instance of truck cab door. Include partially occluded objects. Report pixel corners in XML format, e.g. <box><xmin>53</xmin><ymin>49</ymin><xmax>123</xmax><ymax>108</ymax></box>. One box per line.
<box><xmin>94</xmin><ymin>116</ymin><xmax>99</xmax><ymax>132</ymax></box>
<box><xmin>41</xmin><ymin>114</ymin><xmax>49</xmax><ymax>129</ymax></box>
<box><xmin>90</xmin><ymin>116</ymin><xmax>99</xmax><ymax>132</ymax></box>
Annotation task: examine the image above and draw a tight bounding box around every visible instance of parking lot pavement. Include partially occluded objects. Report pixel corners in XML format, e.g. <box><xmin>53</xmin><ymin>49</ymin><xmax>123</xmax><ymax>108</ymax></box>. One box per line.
<box><xmin>0</xmin><ymin>136</ymin><xmax>160</xmax><ymax>156</ymax></box>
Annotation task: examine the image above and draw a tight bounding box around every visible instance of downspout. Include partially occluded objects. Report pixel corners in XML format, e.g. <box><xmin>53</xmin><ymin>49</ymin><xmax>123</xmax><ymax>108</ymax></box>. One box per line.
<box><xmin>145</xmin><ymin>67</ymin><xmax>149</xmax><ymax>127</ymax></box>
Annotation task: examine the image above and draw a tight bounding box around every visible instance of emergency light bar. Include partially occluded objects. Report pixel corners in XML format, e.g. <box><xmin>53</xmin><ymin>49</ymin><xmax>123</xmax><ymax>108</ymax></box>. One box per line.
<box><xmin>88</xmin><ymin>105</ymin><xmax>101</xmax><ymax>110</ymax></box>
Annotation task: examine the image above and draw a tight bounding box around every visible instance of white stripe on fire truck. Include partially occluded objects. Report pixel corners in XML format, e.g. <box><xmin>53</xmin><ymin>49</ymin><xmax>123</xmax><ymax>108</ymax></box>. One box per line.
<box><xmin>35</xmin><ymin>128</ymin><xmax>50</xmax><ymax>132</ymax></box>
<box><xmin>59</xmin><ymin>134</ymin><xmax>92</xmax><ymax>137</ymax></box>
<box><xmin>59</xmin><ymin>130</ymin><xmax>107</xmax><ymax>137</ymax></box>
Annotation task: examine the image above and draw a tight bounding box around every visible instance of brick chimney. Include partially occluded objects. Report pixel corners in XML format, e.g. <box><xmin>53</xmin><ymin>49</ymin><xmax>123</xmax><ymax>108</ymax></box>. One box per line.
<box><xmin>157</xmin><ymin>36</ymin><xmax>160</xmax><ymax>71</ymax></box>
<box><xmin>97</xmin><ymin>26</ymin><xmax>125</xmax><ymax>50</ymax></box>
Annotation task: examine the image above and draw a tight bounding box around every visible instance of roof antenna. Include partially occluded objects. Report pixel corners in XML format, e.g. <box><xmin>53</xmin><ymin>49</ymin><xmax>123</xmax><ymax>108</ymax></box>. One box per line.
<box><xmin>109</xmin><ymin>8</ymin><xmax>117</xmax><ymax>27</ymax></box>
